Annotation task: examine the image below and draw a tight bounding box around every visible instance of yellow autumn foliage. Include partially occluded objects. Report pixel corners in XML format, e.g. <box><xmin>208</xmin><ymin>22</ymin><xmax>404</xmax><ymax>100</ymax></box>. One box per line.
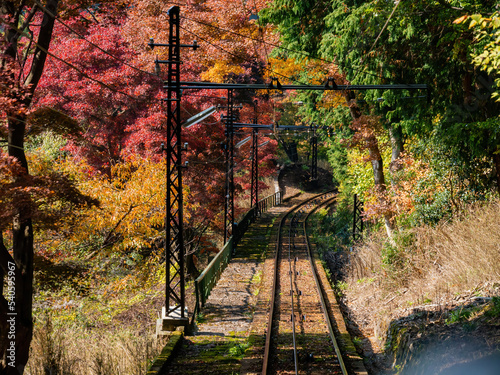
<box><xmin>264</xmin><ymin>57</ymin><xmax>333</xmax><ymax>85</ymax></box>
<box><xmin>54</xmin><ymin>156</ymin><xmax>190</xmax><ymax>255</ymax></box>
<box><xmin>264</xmin><ymin>56</ymin><xmax>304</xmax><ymax>84</ymax></box>
<box><xmin>200</xmin><ymin>61</ymin><xmax>245</xmax><ymax>83</ymax></box>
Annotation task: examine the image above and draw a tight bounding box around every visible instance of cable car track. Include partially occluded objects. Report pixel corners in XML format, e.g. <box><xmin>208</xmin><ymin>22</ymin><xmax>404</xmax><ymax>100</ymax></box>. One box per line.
<box><xmin>262</xmin><ymin>190</ymin><xmax>349</xmax><ymax>375</ymax></box>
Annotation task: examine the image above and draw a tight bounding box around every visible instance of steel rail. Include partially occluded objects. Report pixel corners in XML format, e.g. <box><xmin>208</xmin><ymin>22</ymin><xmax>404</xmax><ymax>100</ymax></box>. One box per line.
<box><xmin>288</xmin><ymin>214</ymin><xmax>299</xmax><ymax>375</ymax></box>
<box><xmin>261</xmin><ymin>190</ymin><xmax>335</xmax><ymax>375</ymax></box>
<box><xmin>303</xmin><ymin>195</ymin><xmax>349</xmax><ymax>375</ymax></box>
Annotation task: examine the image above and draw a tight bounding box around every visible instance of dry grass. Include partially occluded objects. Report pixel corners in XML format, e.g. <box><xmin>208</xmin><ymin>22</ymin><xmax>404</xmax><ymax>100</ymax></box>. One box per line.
<box><xmin>26</xmin><ymin>315</ymin><xmax>163</xmax><ymax>375</ymax></box>
<box><xmin>345</xmin><ymin>199</ymin><xmax>500</xmax><ymax>343</ymax></box>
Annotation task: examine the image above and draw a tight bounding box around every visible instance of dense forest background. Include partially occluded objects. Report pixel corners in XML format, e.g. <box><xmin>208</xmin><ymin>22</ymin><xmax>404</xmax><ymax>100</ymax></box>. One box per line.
<box><xmin>1</xmin><ymin>0</ymin><xmax>499</xmax><ymax>373</ymax></box>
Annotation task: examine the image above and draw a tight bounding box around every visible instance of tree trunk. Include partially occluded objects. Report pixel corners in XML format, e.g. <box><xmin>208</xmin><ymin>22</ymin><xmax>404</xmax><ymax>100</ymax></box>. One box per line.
<box><xmin>1</xmin><ymin>1</ymin><xmax>59</xmax><ymax>372</ymax></box>
<box><xmin>389</xmin><ymin>125</ymin><xmax>404</xmax><ymax>175</ymax></box>
<box><xmin>344</xmin><ymin>90</ymin><xmax>395</xmax><ymax>240</ymax></box>
<box><xmin>368</xmin><ymin>135</ymin><xmax>396</xmax><ymax>241</ymax></box>
<box><xmin>0</xmin><ymin>115</ymin><xmax>35</xmax><ymax>375</ymax></box>
<box><xmin>186</xmin><ymin>252</ymin><xmax>200</xmax><ymax>280</ymax></box>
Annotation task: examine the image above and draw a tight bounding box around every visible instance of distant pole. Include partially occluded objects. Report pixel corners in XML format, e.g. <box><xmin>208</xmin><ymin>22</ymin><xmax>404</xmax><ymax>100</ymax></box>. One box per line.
<box><xmin>251</xmin><ymin>100</ymin><xmax>259</xmax><ymax>213</ymax></box>
<box><xmin>251</xmin><ymin>128</ymin><xmax>259</xmax><ymax>211</ymax></box>
<box><xmin>310</xmin><ymin>126</ymin><xmax>318</xmax><ymax>180</ymax></box>
<box><xmin>224</xmin><ymin>89</ymin><xmax>235</xmax><ymax>243</ymax></box>
<box><xmin>353</xmin><ymin>194</ymin><xmax>364</xmax><ymax>241</ymax></box>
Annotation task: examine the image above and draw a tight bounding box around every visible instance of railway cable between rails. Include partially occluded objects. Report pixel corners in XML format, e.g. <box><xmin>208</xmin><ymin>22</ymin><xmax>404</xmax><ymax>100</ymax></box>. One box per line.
<box><xmin>262</xmin><ymin>190</ymin><xmax>349</xmax><ymax>375</ymax></box>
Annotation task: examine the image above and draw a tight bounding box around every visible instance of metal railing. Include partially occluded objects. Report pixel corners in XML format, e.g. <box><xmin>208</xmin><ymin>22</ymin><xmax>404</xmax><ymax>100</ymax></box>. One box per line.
<box><xmin>258</xmin><ymin>190</ymin><xmax>282</xmax><ymax>214</ymax></box>
<box><xmin>192</xmin><ymin>191</ymin><xmax>282</xmax><ymax>324</ymax></box>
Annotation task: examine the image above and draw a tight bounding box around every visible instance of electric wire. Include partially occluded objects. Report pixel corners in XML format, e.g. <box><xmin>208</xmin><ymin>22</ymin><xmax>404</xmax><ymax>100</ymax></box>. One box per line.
<box><xmin>0</xmin><ymin>19</ymin><xmax>142</xmax><ymax>101</ymax></box>
<box><xmin>26</xmin><ymin>2</ymin><xmax>393</xmax><ymax>112</ymax></box>
<box><xmin>179</xmin><ymin>11</ymin><xmax>393</xmax><ymax>121</ymax></box>
<box><xmin>34</xmin><ymin>1</ymin><xmax>410</xmax><ymax>103</ymax></box>
<box><xmin>34</xmin><ymin>0</ymin><xmax>160</xmax><ymax>80</ymax></box>
<box><xmin>2</xmin><ymin>4</ymin><xmax>277</xmax><ymax>167</ymax></box>
<box><xmin>180</xmin><ymin>14</ymin><xmax>388</xmax><ymax>82</ymax></box>
<box><xmin>5</xmin><ymin>2</ymin><xmax>416</xmax><ymax>154</ymax></box>
<box><xmin>349</xmin><ymin>0</ymin><xmax>402</xmax><ymax>83</ymax></box>
<box><xmin>47</xmin><ymin>0</ymin><xmax>400</xmax><ymax>96</ymax></box>
<box><xmin>251</xmin><ymin>0</ymin><xmax>270</xmax><ymax>64</ymax></box>
<box><xmin>178</xmin><ymin>24</ymin><xmax>309</xmax><ymax>86</ymax></box>
<box><xmin>368</xmin><ymin>0</ymin><xmax>401</xmax><ymax>56</ymax></box>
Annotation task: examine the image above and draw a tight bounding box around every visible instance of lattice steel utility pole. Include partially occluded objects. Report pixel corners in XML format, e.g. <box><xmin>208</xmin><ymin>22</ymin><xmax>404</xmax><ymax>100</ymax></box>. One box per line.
<box><xmin>250</xmin><ymin>100</ymin><xmax>259</xmax><ymax>212</ymax></box>
<box><xmin>223</xmin><ymin>89</ymin><xmax>236</xmax><ymax>244</ymax></box>
<box><xmin>250</xmin><ymin>128</ymin><xmax>259</xmax><ymax>210</ymax></box>
<box><xmin>149</xmin><ymin>5</ymin><xmax>198</xmax><ymax>329</ymax></box>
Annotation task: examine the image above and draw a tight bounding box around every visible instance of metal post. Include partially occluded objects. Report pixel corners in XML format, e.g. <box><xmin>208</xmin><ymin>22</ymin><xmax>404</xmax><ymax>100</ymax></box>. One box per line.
<box><xmin>224</xmin><ymin>89</ymin><xmax>235</xmax><ymax>243</ymax></box>
<box><xmin>353</xmin><ymin>194</ymin><xmax>364</xmax><ymax>242</ymax></box>
<box><xmin>311</xmin><ymin>127</ymin><xmax>318</xmax><ymax>180</ymax></box>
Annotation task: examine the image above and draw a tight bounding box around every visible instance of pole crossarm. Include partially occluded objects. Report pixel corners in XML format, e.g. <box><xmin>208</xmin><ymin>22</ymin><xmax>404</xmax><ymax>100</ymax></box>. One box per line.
<box><xmin>233</xmin><ymin>123</ymin><xmax>272</xmax><ymax>129</ymax></box>
<box><xmin>166</xmin><ymin>81</ymin><xmax>428</xmax><ymax>92</ymax></box>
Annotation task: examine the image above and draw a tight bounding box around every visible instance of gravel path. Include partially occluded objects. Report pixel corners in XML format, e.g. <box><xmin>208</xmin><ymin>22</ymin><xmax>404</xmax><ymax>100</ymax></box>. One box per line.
<box><xmin>196</xmin><ymin>204</ymin><xmax>291</xmax><ymax>337</ymax></box>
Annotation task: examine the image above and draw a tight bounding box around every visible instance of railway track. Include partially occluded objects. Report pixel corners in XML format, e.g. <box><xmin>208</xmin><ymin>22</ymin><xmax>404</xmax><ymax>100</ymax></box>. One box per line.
<box><xmin>262</xmin><ymin>190</ymin><xmax>348</xmax><ymax>375</ymax></box>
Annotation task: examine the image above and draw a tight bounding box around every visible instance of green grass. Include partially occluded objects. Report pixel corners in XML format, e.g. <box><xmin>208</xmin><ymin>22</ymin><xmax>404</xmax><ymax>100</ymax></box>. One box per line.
<box><xmin>485</xmin><ymin>297</ymin><xmax>500</xmax><ymax>318</ymax></box>
<box><xmin>445</xmin><ymin>308</ymin><xmax>473</xmax><ymax>325</ymax></box>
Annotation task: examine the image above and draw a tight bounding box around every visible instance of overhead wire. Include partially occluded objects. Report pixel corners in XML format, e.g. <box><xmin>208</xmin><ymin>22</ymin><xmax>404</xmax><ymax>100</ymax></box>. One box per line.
<box><xmin>178</xmin><ymin>24</ymin><xmax>308</xmax><ymax>86</ymax></box>
<box><xmin>180</xmin><ymin>14</ymin><xmax>388</xmax><ymax>82</ymax></box>
<box><xmin>34</xmin><ymin>0</ymin><xmax>160</xmax><ymax>80</ymax></box>
<box><xmin>0</xmin><ymin>19</ymin><xmax>143</xmax><ymax>102</ymax></box>
<box><xmin>7</xmin><ymin>2</ymin><xmax>413</xmax><ymax>152</ymax></box>
<box><xmin>349</xmin><ymin>0</ymin><xmax>402</xmax><ymax>84</ymax></box>
<box><xmin>2</xmin><ymin>3</ymin><xmax>277</xmax><ymax>169</ymax></box>
<box><xmin>36</xmin><ymin>0</ymin><xmax>405</xmax><ymax>96</ymax></box>
<box><xmin>179</xmin><ymin>10</ymin><xmax>399</xmax><ymax>132</ymax></box>
<box><xmin>367</xmin><ymin>1</ymin><xmax>402</xmax><ymax>56</ymax></box>
<box><xmin>28</xmin><ymin>2</ymin><xmax>391</xmax><ymax>109</ymax></box>
<box><xmin>177</xmin><ymin>12</ymin><xmax>357</xmax><ymax>126</ymax></box>
<box><xmin>179</xmin><ymin>21</ymin><xmax>333</xmax><ymax>130</ymax></box>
